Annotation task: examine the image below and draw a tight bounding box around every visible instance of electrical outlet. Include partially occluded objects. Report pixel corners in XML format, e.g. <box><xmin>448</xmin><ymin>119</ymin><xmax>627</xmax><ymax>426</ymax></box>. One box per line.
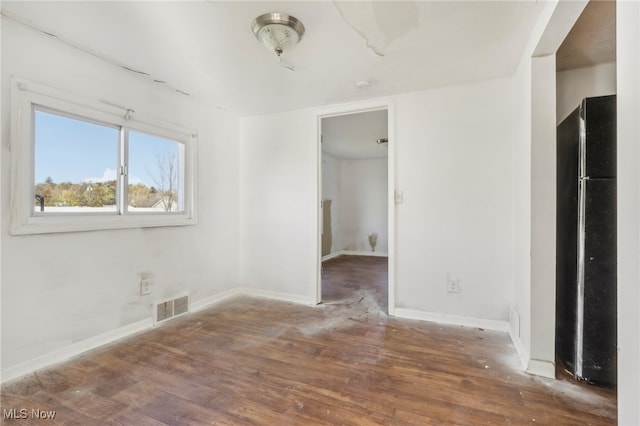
<box><xmin>140</xmin><ymin>278</ymin><xmax>151</xmax><ymax>295</ymax></box>
<box><xmin>447</xmin><ymin>278</ymin><xmax>460</xmax><ymax>293</ymax></box>
<box><xmin>394</xmin><ymin>190</ymin><xmax>404</xmax><ymax>204</ymax></box>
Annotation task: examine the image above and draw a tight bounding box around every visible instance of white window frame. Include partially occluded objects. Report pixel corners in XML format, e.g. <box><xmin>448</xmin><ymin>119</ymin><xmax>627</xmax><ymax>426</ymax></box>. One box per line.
<box><xmin>10</xmin><ymin>78</ymin><xmax>198</xmax><ymax>235</ymax></box>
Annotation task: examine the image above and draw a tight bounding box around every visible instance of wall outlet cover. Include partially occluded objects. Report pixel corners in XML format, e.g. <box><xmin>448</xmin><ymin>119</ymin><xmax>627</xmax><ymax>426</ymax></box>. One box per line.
<box><xmin>140</xmin><ymin>278</ymin><xmax>152</xmax><ymax>295</ymax></box>
<box><xmin>447</xmin><ymin>278</ymin><xmax>460</xmax><ymax>293</ymax></box>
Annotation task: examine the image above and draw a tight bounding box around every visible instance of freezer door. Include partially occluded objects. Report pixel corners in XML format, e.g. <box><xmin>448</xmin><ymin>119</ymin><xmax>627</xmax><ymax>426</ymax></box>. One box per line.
<box><xmin>576</xmin><ymin>178</ymin><xmax>617</xmax><ymax>384</ymax></box>
<box><xmin>583</xmin><ymin>95</ymin><xmax>616</xmax><ymax>178</ymax></box>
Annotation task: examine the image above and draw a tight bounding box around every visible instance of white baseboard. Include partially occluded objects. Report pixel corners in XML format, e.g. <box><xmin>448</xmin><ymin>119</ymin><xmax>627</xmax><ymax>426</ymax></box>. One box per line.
<box><xmin>393</xmin><ymin>308</ymin><xmax>510</xmax><ymax>333</ymax></box>
<box><xmin>192</xmin><ymin>287</ymin><xmax>314</xmax><ymax>311</ymax></box>
<box><xmin>527</xmin><ymin>359</ymin><xmax>556</xmax><ymax>379</ymax></box>
<box><xmin>321</xmin><ymin>251</ymin><xmax>343</xmax><ymax>261</ymax></box>
<box><xmin>322</xmin><ymin>250</ymin><xmax>388</xmax><ymax>261</ymax></box>
<box><xmin>1</xmin><ymin>286</ymin><xmax>314</xmax><ymax>385</ymax></box>
<box><xmin>342</xmin><ymin>250</ymin><xmax>388</xmax><ymax>257</ymax></box>
<box><xmin>1</xmin><ymin>318</ymin><xmax>153</xmax><ymax>384</ymax></box>
<box><xmin>190</xmin><ymin>288</ymin><xmax>242</xmax><ymax>312</ymax></box>
<box><xmin>241</xmin><ymin>287</ymin><xmax>315</xmax><ymax>305</ymax></box>
<box><xmin>509</xmin><ymin>329</ymin><xmax>530</xmax><ymax>370</ymax></box>
<box><xmin>506</xmin><ymin>313</ymin><xmax>554</xmax><ymax>379</ymax></box>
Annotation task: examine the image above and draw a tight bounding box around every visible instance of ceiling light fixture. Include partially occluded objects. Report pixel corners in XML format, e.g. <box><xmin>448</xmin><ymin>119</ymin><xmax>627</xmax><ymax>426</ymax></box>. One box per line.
<box><xmin>251</xmin><ymin>13</ymin><xmax>305</xmax><ymax>57</ymax></box>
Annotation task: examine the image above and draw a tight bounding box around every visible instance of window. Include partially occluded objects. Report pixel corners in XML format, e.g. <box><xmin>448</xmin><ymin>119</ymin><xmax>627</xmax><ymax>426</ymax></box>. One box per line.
<box><xmin>34</xmin><ymin>108</ymin><xmax>119</xmax><ymax>213</ymax></box>
<box><xmin>127</xmin><ymin>131</ymin><xmax>184</xmax><ymax>213</ymax></box>
<box><xmin>10</xmin><ymin>79</ymin><xmax>197</xmax><ymax>234</ymax></box>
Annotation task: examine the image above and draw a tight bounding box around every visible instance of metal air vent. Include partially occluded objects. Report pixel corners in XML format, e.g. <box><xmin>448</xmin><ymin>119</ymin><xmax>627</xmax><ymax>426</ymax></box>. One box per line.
<box><xmin>154</xmin><ymin>294</ymin><xmax>189</xmax><ymax>324</ymax></box>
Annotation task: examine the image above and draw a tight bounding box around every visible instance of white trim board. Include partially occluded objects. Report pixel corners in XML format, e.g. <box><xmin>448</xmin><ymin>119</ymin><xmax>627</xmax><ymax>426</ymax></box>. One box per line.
<box><xmin>321</xmin><ymin>251</ymin><xmax>342</xmax><ymax>262</ymax></box>
<box><xmin>509</xmin><ymin>329</ymin><xmax>530</xmax><ymax>370</ymax></box>
<box><xmin>314</xmin><ymin>98</ymin><xmax>396</xmax><ymax>317</ymax></box>
<box><xmin>321</xmin><ymin>251</ymin><xmax>343</xmax><ymax>262</ymax></box>
<box><xmin>190</xmin><ymin>288</ymin><xmax>243</xmax><ymax>312</ymax></box>
<box><xmin>322</xmin><ymin>250</ymin><xmax>389</xmax><ymax>262</ymax></box>
<box><xmin>1</xmin><ymin>287</ymin><xmax>314</xmax><ymax>384</ymax></box>
<box><xmin>192</xmin><ymin>287</ymin><xmax>316</xmax><ymax>312</ymax></box>
<box><xmin>342</xmin><ymin>250</ymin><xmax>388</xmax><ymax>257</ymax></box>
<box><xmin>1</xmin><ymin>318</ymin><xmax>152</xmax><ymax>384</ymax></box>
<box><xmin>527</xmin><ymin>359</ymin><xmax>556</xmax><ymax>379</ymax></box>
<box><xmin>240</xmin><ymin>288</ymin><xmax>316</xmax><ymax>306</ymax></box>
<box><xmin>394</xmin><ymin>308</ymin><xmax>510</xmax><ymax>333</ymax></box>
<box><xmin>395</xmin><ymin>308</ymin><xmax>554</xmax><ymax>379</ymax></box>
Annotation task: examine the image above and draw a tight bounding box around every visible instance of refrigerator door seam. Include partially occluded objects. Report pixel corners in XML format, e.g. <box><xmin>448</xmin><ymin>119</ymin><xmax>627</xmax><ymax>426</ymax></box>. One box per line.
<box><xmin>575</xmin><ymin>100</ymin><xmax>587</xmax><ymax>379</ymax></box>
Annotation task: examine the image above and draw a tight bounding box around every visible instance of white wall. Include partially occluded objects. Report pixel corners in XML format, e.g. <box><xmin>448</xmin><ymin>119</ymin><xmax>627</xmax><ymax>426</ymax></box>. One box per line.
<box><xmin>238</xmin><ymin>110</ymin><xmax>317</xmax><ymax>302</ymax></box>
<box><xmin>616</xmin><ymin>1</ymin><xmax>640</xmax><ymax>423</ymax></box>
<box><xmin>340</xmin><ymin>158</ymin><xmax>388</xmax><ymax>253</ymax></box>
<box><xmin>1</xmin><ymin>17</ymin><xmax>239</xmax><ymax>379</ymax></box>
<box><xmin>239</xmin><ymin>77</ymin><xmax>515</xmax><ymax>321</ymax></box>
<box><xmin>321</xmin><ymin>152</ymin><xmax>341</xmax><ymax>254</ymax></box>
<box><xmin>394</xmin><ymin>79</ymin><xmax>514</xmax><ymax>320</ymax></box>
<box><xmin>556</xmin><ymin>62</ymin><xmax>617</xmax><ymax>124</ymax></box>
<box><xmin>510</xmin><ymin>49</ymin><xmax>533</xmax><ymax>366</ymax></box>
<box><xmin>529</xmin><ymin>54</ymin><xmax>557</xmax><ymax>375</ymax></box>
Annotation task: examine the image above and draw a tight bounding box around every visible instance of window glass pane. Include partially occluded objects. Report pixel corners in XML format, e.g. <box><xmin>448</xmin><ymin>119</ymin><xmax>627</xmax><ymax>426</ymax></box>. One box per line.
<box><xmin>34</xmin><ymin>109</ymin><xmax>118</xmax><ymax>213</ymax></box>
<box><xmin>128</xmin><ymin>131</ymin><xmax>184</xmax><ymax>212</ymax></box>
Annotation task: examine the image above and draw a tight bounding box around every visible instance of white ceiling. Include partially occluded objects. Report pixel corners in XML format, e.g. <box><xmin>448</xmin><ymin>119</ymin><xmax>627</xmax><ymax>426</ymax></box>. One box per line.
<box><xmin>556</xmin><ymin>0</ymin><xmax>616</xmax><ymax>71</ymax></box>
<box><xmin>322</xmin><ymin>110</ymin><xmax>388</xmax><ymax>160</ymax></box>
<box><xmin>1</xmin><ymin>1</ymin><xmax>545</xmax><ymax>117</ymax></box>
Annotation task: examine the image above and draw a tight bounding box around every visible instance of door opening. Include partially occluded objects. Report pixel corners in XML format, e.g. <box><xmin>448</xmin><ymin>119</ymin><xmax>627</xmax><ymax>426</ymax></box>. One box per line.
<box><xmin>317</xmin><ymin>106</ymin><xmax>392</xmax><ymax>315</ymax></box>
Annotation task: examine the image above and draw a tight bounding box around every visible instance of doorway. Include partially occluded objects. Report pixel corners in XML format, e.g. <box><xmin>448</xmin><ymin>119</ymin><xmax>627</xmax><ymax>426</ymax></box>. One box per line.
<box><xmin>554</xmin><ymin>0</ymin><xmax>617</xmax><ymax>390</ymax></box>
<box><xmin>316</xmin><ymin>103</ymin><xmax>394</xmax><ymax>314</ymax></box>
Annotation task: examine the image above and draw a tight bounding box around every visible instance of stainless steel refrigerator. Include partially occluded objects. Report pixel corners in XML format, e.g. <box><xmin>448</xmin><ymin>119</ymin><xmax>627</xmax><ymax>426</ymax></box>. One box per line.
<box><xmin>556</xmin><ymin>95</ymin><xmax>617</xmax><ymax>385</ymax></box>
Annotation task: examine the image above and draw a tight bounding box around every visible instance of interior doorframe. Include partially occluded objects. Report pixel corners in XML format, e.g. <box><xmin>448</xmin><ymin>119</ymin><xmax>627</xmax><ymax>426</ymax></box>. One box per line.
<box><xmin>314</xmin><ymin>98</ymin><xmax>396</xmax><ymax>315</ymax></box>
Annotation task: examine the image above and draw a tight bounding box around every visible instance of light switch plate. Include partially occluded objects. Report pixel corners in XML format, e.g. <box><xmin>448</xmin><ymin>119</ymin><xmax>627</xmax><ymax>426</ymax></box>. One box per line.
<box><xmin>140</xmin><ymin>278</ymin><xmax>151</xmax><ymax>295</ymax></box>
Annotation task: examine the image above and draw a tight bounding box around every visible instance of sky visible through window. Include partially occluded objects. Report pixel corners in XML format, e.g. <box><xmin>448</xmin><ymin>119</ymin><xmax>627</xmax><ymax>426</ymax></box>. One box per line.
<box><xmin>34</xmin><ymin>109</ymin><xmax>178</xmax><ymax>188</ymax></box>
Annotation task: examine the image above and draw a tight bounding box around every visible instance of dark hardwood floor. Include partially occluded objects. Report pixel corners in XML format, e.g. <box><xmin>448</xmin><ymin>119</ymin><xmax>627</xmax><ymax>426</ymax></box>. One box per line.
<box><xmin>1</xmin><ymin>255</ymin><xmax>616</xmax><ymax>425</ymax></box>
<box><xmin>321</xmin><ymin>254</ymin><xmax>388</xmax><ymax>313</ymax></box>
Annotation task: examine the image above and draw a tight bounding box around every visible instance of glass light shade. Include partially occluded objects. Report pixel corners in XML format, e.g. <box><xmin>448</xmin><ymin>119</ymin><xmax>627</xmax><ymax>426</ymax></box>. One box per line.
<box><xmin>256</xmin><ymin>24</ymin><xmax>301</xmax><ymax>55</ymax></box>
<box><xmin>252</xmin><ymin>13</ymin><xmax>305</xmax><ymax>56</ymax></box>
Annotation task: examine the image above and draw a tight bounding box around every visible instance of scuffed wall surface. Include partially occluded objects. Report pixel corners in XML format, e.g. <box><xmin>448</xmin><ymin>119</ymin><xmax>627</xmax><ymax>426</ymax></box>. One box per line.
<box><xmin>1</xmin><ymin>18</ymin><xmax>239</xmax><ymax>374</ymax></box>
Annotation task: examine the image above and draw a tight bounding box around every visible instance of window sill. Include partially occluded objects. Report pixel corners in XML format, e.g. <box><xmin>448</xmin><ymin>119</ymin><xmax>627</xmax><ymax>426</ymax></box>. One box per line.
<box><xmin>9</xmin><ymin>213</ymin><xmax>197</xmax><ymax>235</ymax></box>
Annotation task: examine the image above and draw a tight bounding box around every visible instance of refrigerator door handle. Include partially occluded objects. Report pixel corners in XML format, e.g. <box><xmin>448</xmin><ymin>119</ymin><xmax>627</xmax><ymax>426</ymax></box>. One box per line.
<box><xmin>576</xmin><ymin>173</ymin><xmax>587</xmax><ymax>378</ymax></box>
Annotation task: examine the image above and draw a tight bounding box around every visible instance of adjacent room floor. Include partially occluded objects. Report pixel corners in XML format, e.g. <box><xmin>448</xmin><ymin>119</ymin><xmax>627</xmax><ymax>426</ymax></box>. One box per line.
<box><xmin>1</xmin><ymin>256</ymin><xmax>615</xmax><ymax>424</ymax></box>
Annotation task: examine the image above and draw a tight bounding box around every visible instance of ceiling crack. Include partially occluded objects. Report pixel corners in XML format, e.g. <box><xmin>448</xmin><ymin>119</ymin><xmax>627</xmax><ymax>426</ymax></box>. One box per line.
<box><xmin>1</xmin><ymin>7</ymin><xmax>191</xmax><ymax>97</ymax></box>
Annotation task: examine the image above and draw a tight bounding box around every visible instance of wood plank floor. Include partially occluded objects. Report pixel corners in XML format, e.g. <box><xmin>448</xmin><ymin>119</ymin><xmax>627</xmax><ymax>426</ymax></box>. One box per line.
<box><xmin>1</xmin><ymin>255</ymin><xmax>616</xmax><ymax>425</ymax></box>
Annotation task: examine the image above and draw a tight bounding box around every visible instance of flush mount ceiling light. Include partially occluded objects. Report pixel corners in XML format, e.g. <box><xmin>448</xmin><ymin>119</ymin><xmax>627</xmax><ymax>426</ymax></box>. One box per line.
<box><xmin>251</xmin><ymin>13</ymin><xmax>305</xmax><ymax>57</ymax></box>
